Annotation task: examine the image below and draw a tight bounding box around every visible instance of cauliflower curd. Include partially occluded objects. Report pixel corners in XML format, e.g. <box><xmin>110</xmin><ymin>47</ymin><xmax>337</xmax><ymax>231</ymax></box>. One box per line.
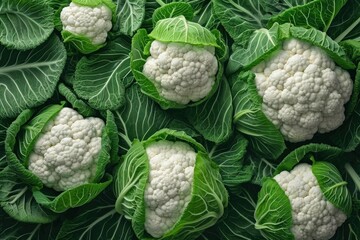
<box><xmin>274</xmin><ymin>163</ymin><xmax>347</xmax><ymax>240</ymax></box>
<box><xmin>28</xmin><ymin>107</ymin><xmax>105</xmax><ymax>191</ymax></box>
<box><xmin>144</xmin><ymin>140</ymin><xmax>196</xmax><ymax>238</ymax></box>
<box><xmin>253</xmin><ymin>38</ymin><xmax>353</xmax><ymax>142</ymax></box>
<box><xmin>143</xmin><ymin>40</ymin><xmax>218</xmax><ymax>105</ymax></box>
<box><xmin>60</xmin><ymin>2</ymin><xmax>112</xmax><ymax>45</ymax></box>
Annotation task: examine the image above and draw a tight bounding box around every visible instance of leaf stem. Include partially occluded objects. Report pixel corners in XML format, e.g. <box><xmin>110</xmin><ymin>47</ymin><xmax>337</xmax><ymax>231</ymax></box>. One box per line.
<box><xmin>345</xmin><ymin>163</ymin><xmax>360</xmax><ymax>191</ymax></box>
<box><xmin>156</xmin><ymin>0</ymin><xmax>165</xmax><ymax>6</ymax></box>
<box><xmin>334</xmin><ymin>17</ymin><xmax>360</xmax><ymax>42</ymax></box>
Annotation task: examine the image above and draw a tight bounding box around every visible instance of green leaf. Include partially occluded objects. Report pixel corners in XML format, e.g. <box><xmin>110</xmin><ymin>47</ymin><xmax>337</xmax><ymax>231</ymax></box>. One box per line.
<box><xmin>149</xmin><ymin>15</ymin><xmax>219</xmax><ymax>47</ymax></box>
<box><xmin>328</xmin><ymin>0</ymin><xmax>360</xmax><ymax>42</ymax></box>
<box><xmin>152</xmin><ymin>2</ymin><xmax>194</xmax><ymax>26</ymax></box>
<box><xmin>72</xmin><ymin>0</ymin><xmax>116</xmax><ymax>10</ymax></box>
<box><xmin>254</xmin><ymin>178</ymin><xmax>293</xmax><ymax>240</ymax></box>
<box><xmin>61</xmin><ymin>30</ymin><xmax>106</xmax><ymax>54</ymax></box>
<box><xmin>332</xmin><ymin>213</ymin><xmax>360</xmax><ymax>240</ymax></box>
<box><xmin>0</xmin><ymin>118</ymin><xmax>12</xmax><ymax>171</ymax></box>
<box><xmin>230</xmin><ymin>71</ymin><xmax>286</xmax><ymax>160</ymax></box>
<box><xmin>0</xmin><ymin>0</ymin><xmax>54</xmax><ymax>50</ymax></box>
<box><xmin>247</xmin><ymin>155</ymin><xmax>276</xmax><ymax>186</ymax></box>
<box><xmin>33</xmin><ymin>174</ymin><xmax>112</xmax><ymax>213</ymax></box>
<box><xmin>113</xmin><ymin>84</ymin><xmax>172</xmax><ymax>151</ymax></box>
<box><xmin>312</xmin><ymin>161</ymin><xmax>352</xmax><ymax>216</ymax></box>
<box><xmin>345</xmin><ymin>63</ymin><xmax>360</xmax><ymax>117</ymax></box>
<box><xmin>0</xmin><ymin>168</ymin><xmax>58</xmax><ymax>223</ymax></box>
<box><xmin>57</xmin><ymin>187</ymin><xmax>134</xmax><ymax>240</ymax></box>
<box><xmin>203</xmin><ymin>184</ymin><xmax>265</xmax><ymax>240</ymax></box>
<box><xmin>0</xmin><ymin>34</ymin><xmax>67</xmax><ymax>119</ymax></box>
<box><xmin>185</xmin><ymin>78</ymin><xmax>233</xmax><ymax>144</ymax></box>
<box><xmin>18</xmin><ymin>104</ymin><xmax>64</xmax><ymax>165</ymax></box>
<box><xmin>275</xmin><ymin>143</ymin><xmax>344</xmax><ymax>174</ymax></box>
<box><xmin>58</xmin><ymin>84</ymin><xmax>97</xmax><ymax>117</ymax></box>
<box><xmin>74</xmin><ymin>37</ymin><xmax>132</xmax><ymax>111</ymax></box>
<box><xmin>269</xmin><ymin>0</ymin><xmax>347</xmax><ymax>32</ymax></box>
<box><xmin>0</xmin><ymin>209</ymin><xmax>61</xmax><ymax>240</ymax></box>
<box><xmin>113</xmin><ymin>0</ymin><xmax>145</xmax><ymax>36</ymax></box>
<box><xmin>341</xmin><ymin>40</ymin><xmax>360</xmax><ymax>64</ymax></box>
<box><xmin>193</xmin><ymin>1</ymin><xmax>219</xmax><ymax>30</ymax></box>
<box><xmin>208</xmin><ymin>133</ymin><xmax>251</xmax><ymax>187</ymax></box>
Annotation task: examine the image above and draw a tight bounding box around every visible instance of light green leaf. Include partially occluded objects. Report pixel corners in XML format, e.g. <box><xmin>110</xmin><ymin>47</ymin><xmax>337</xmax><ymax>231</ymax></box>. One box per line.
<box><xmin>255</xmin><ymin>178</ymin><xmax>293</xmax><ymax>240</ymax></box>
<box><xmin>61</xmin><ymin>30</ymin><xmax>106</xmax><ymax>54</ymax></box>
<box><xmin>152</xmin><ymin>2</ymin><xmax>194</xmax><ymax>25</ymax></box>
<box><xmin>230</xmin><ymin>71</ymin><xmax>286</xmax><ymax>160</ymax></box>
<box><xmin>57</xmin><ymin>187</ymin><xmax>134</xmax><ymax>240</ymax></box>
<box><xmin>33</xmin><ymin>174</ymin><xmax>112</xmax><ymax>213</ymax></box>
<box><xmin>74</xmin><ymin>37</ymin><xmax>132</xmax><ymax>111</ymax></box>
<box><xmin>312</xmin><ymin>161</ymin><xmax>352</xmax><ymax>216</ymax></box>
<box><xmin>0</xmin><ymin>168</ymin><xmax>58</xmax><ymax>223</ymax></box>
<box><xmin>0</xmin><ymin>34</ymin><xmax>67</xmax><ymax>119</ymax></box>
<box><xmin>0</xmin><ymin>0</ymin><xmax>54</xmax><ymax>50</ymax></box>
<box><xmin>149</xmin><ymin>15</ymin><xmax>219</xmax><ymax>47</ymax></box>
<box><xmin>185</xmin><ymin>78</ymin><xmax>233</xmax><ymax>144</ymax></box>
<box><xmin>113</xmin><ymin>84</ymin><xmax>172</xmax><ymax>151</ymax></box>
<box><xmin>114</xmin><ymin>0</ymin><xmax>145</xmax><ymax>36</ymax></box>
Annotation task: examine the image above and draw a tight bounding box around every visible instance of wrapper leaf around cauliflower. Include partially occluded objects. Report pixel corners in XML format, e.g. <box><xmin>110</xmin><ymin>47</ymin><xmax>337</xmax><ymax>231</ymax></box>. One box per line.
<box><xmin>114</xmin><ymin>129</ymin><xmax>228</xmax><ymax>240</ymax></box>
<box><xmin>255</xmin><ymin>161</ymin><xmax>352</xmax><ymax>240</ymax></box>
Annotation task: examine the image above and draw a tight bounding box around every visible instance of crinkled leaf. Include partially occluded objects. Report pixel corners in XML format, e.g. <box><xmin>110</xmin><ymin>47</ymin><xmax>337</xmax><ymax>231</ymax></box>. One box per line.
<box><xmin>152</xmin><ymin>2</ymin><xmax>194</xmax><ymax>25</ymax></box>
<box><xmin>57</xmin><ymin>187</ymin><xmax>135</xmax><ymax>240</ymax></box>
<box><xmin>254</xmin><ymin>178</ymin><xmax>293</xmax><ymax>240</ymax></box>
<box><xmin>0</xmin><ymin>168</ymin><xmax>58</xmax><ymax>223</ymax></box>
<box><xmin>113</xmin><ymin>0</ymin><xmax>145</xmax><ymax>36</ymax></box>
<box><xmin>149</xmin><ymin>16</ymin><xmax>219</xmax><ymax>47</ymax></box>
<box><xmin>74</xmin><ymin>37</ymin><xmax>132</xmax><ymax>110</ymax></box>
<box><xmin>0</xmin><ymin>34</ymin><xmax>67</xmax><ymax>119</ymax></box>
<box><xmin>312</xmin><ymin>161</ymin><xmax>352</xmax><ymax>216</ymax></box>
<box><xmin>113</xmin><ymin>84</ymin><xmax>172</xmax><ymax>151</ymax></box>
<box><xmin>184</xmin><ymin>78</ymin><xmax>233</xmax><ymax>144</ymax></box>
<box><xmin>230</xmin><ymin>71</ymin><xmax>286</xmax><ymax>160</ymax></box>
<box><xmin>33</xmin><ymin>174</ymin><xmax>112</xmax><ymax>213</ymax></box>
<box><xmin>0</xmin><ymin>0</ymin><xmax>54</xmax><ymax>50</ymax></box>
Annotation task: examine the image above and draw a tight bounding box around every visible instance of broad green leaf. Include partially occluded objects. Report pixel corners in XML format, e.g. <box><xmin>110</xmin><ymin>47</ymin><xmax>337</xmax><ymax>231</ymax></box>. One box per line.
<box><xmin>212</xmin><ymin>0</ymin><xmax>272</xmax><ymax>46</ymax></box>
<box><xmin>74</xmin><ymin>37</ymin><xmax>132</xmax><ymax>111</ymax></box>
<box><xmin>113</xmin><ymin>0</ymin><xmax>145</xmax><ymax>36</ymax></box>
<box><xmin>345</xmin><ymin>63</ymin><xmax>360</xmax><ymax>117</ymax></box>
<box><xmin>72</xmin><ymin>0</ymin><xmax>116</xmax><ymax>11</ymax></box>
<box><xmin>61</xmin><ymin>30</ymin><xmax>106</xmax><ymax>54</ymax></box>
<box><xmin>0</xmin><ymin>168</ymin><xmax>58</xmax><ymax>223</ymax></box>
<box><xmin>208</xmin><ymin>133</ymin><xmax>251</xmax><ymax>187</ymax></box>
<box><xmin>312</xmin><ymin>161</ymin><xmax>352</xmax><ymax>216</ymax></box>
<box><xmin>328</xmin><ymin>0</ymin><xmax>360</xmax><ymax>42</ymax></box>
<box><xmin>149</xmin><ymin>16</ymin><xmax>219</xmax><ymax>47</ymax></box>
<box><xmin>269</xmin><ymin>0</ymin><xmax>347</xmax><ymax>32</ymax></box>
<box><xmin>0</xmin><ymin>34</ymin><xmax>67</xmax><ymax>119</ymax></box>
<box><xmin>0</xmin><ymin>118</ymin><xmax>11</xmax><ymax>171</ymax></box>
<box><xmin>247</xmin><ymin>154</ymin><xmax>276</xmax><ymax>186</ymax></box>
<box><xmin>18</xmin><ymin>104</ymin><xmax>63</xmax><ymax>165</ymax></box>
<box><xmin>193</xmin><ymin>1</ymin><xmax>219</xmax><ymax>29</ymax></box>
<box><xmin>0</xmin><ymin>209</ymin><xmax>61</xmax><ymax>240</ymax></box>
<box><xmin>152</xmin><ymin>2</ymin><xmax>194</xmax><ymax>25</ymax></box>
<box><xmin>57</xmin><ymin>187</ymin><xmax>134</xmax><ymax>240</ymax></box>
<box><xmin>230</xmin><ymin>71</ymin><xmax>286</xmax><ymax>160</ymax></box>
<box><xmin>341</xmin><ymin>40</ymin><xmax>360</xmax><ymax>63</ymax></box>
<box><xmin>255</xmin><ymin>178</ymin><xmax>293</xmax><ymax>240</ymax></box>
<box><xmin>184</xmin><ymin>78</ymin><xmax>233</xmax><ymax>144</ymax></box>
<box><xmin>113</xmin><ymin>84</ymin><xmax>172</xmax><ymax>151</ymax></box>
<box><xmin>0</xmin><ymin>0</ymin><xmax>54</xmax><ymax>50</ymax></box>
<box><xmin>275</xmin><ymin>143</ymin><xmax>344</xmax><ymax>174</ymax></box>
<box><xmin>203</xmin><ymin>184</ymin><xmax>265</xmax><ymax>240</ymax></box>
<box><xmin>33</xmin><ymin>174</ymin><xmax>112</xmax><ymax>213</ymax></box>
<box><xmin>58</xmin><ymin>84</ymin><xmax>97</xmax><ymax>117</ymax></box>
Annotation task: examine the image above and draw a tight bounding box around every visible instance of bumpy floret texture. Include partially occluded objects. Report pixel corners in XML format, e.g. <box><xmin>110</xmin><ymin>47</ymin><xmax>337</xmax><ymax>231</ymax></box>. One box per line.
<box><xmin>274</xmin><ymin>163</ymin><xmax>347</xmax><ymax>240</ymax></box>
<box><xmin>252</xmin><ymin>38</ymin><xmax>353</xmax><ymax>142</ymax></box>
<box><xmin>60</xmin><ymin>2</ymin><xmax>112</xmax><ymax>45</ymax></box>
<box><xmin>144</xmin><ymin>140</ymin><xmax>196</xmax><ymax>237</ymax></box>
<box><xmin>142</xmin><ymin>40</ymin><xmax>218</xmax><ymax>105</ymax></box>
<box><xmin>28</xmin><ymin>107</ymin><xmax>105</xmax><ymax>191</ymax></box>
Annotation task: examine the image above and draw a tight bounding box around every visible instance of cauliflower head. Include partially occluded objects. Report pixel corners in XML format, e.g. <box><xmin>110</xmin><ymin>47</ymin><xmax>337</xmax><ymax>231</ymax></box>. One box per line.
<box><xmin>28</xmin><ymin>107</ymin><xmax>105</xmax><ymax>191</ymax></box>
<box><xmin>142</xmin><ymin>40</ymin><xmax>218</xmax><ymax>105</ymax></box>
<box><xmin>274</xmin><ymin>163</ymin><xmax>347</xmax><ymax>240</ymax></box>
<box><xmin>144</xmin><ymin>140</ymin><xmax>196</xmax><ymax>238</ymax></box>
<box><xmin>60</xmin><ymin>2</ymin><xmax>112</xmax><ymax>45</ymax></box>
<box><xmin>252</xmin><ymin>38</ymin><xmax>353</xmax><ymax>142</ymax></box>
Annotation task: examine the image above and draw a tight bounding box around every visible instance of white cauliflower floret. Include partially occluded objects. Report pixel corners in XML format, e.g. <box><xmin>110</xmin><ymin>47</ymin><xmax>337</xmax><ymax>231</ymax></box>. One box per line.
<box><xmin>144</xmin><ymin>140</ymin><xmax>197</xmax><ymax>238</ymax></box>
<box><xmin>60</xmin><ymin>2</ymin><xmax>112</xmax><ymax>45</ymax></box>
<box><xmin>28</xmin><ymin>107</ymin><xmax>104</xmax><ymax>191</ymax></box>
<box><xmin>252</xmin><ymin>38</ymin><xmax>353</xmax><ymax>142</ymax></box>
<box><xmin>142</xmin><ymin>40</ymin><xmax>218</xmax><ymax>105</ymax></box>
<box><xmin>274</xmin><ymin>163</ymin><xmax>347</xmax><ymax>240</ymax></box>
